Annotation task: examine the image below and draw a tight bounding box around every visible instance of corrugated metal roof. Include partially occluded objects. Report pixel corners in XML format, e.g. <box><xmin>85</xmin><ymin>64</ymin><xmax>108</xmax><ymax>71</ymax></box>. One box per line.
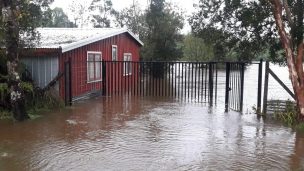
<box><xmin>36</xmin><ymin>28</ymin><xmax>144</xmax><ymax>53</ymax></box>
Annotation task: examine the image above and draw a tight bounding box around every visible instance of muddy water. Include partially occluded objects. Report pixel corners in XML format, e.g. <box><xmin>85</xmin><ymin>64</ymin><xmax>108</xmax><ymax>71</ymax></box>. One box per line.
<box><xmin>0</xmin><ymin>96</ymin><xmax>304</xmax><ymax>170</ymax></box>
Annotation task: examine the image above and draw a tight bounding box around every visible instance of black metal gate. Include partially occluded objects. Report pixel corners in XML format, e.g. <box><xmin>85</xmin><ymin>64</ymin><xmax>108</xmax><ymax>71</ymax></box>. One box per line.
<box><xmin>224</xmin><ymin>62</ymin><xmax>245</xmax><ymax>112</ymax></box>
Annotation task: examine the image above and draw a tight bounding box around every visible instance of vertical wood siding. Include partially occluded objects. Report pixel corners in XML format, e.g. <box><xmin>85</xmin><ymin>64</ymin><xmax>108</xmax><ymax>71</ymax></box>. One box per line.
<box><xmin>59</xmin><ymin>33</ymin><xmax>141</xmax><ymax>99</ymax></box>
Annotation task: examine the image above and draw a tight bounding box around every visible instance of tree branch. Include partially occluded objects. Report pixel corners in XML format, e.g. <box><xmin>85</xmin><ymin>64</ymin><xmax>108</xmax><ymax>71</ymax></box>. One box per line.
<box><xmin>282</xmin><ymin>0</ymin><xmax>294</xmax><ymax>27</ymax></box>
<box><xmin>269</xmin><ymin>0</ymin><xmax>300</xmax><ymax>88</ymax></box>
<box><xmin>296</xmin><ymin>42</ymin><xmax>304</xmax><ymax>85</ymax></box>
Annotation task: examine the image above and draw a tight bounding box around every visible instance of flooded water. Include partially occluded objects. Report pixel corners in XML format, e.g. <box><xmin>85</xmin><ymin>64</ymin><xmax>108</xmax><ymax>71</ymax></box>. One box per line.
<box><xmin>1</xmin><ymin>95</ymin><xmax>304</xmax><ymax>170</ymax></box>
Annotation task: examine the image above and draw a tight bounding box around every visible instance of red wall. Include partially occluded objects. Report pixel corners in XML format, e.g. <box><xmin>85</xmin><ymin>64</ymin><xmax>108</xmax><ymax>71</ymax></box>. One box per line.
<box><xmin>59</xmin><ymin>33</ymin><xmax>141</xmax><ymax>99</ymax></box>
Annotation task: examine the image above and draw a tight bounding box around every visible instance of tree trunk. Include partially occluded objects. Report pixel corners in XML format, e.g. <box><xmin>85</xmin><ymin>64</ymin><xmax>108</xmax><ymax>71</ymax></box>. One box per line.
<box><xmin>3</xmin><ymin>0</ymin><xmax>29</xmax><ymax>121</ymax></box>
<box><xmin>270</xmin><ymin>0</ymin><xmax>304</xmax><ymax>118</ymax></box>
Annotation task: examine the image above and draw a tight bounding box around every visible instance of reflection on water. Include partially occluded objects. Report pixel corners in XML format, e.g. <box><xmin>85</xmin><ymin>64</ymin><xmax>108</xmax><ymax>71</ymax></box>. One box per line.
<box><xmin>0</xmin><ymin>96</ymin><xmax>303</xmax><ymax>170</ymax></box>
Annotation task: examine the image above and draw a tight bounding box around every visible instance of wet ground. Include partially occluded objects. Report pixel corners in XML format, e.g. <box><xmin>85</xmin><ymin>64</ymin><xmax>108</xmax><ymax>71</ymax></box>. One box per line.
<box><xmin>0</xmin><ymin>96</ymin><xmax>304</xmax><ymax>170</ymax></box>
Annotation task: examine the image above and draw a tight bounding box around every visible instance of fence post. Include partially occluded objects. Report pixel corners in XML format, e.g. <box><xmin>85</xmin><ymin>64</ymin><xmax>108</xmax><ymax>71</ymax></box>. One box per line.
<box><xmin>240</xmin><ymin>63</ymin><xmax>245</xmax><ymax>112</ymax></box>
<box><xmin>225</xmin><ymin>63</ymin><xmax>230</xmax><ymax>112</ymax></box>
<box><xmin>64</xmin><ymin>57</ymin><xmax>72</xmax><ymax>106</ymax></box>
<box><xmin>102</xmin><ymin>60</ymin><xmax>106</xmax><ymax>96</ymax></box>
<box><xmin>209</xmin><ymin>63</ymin><xmax>214</xmax><ymax>106</ymax></box>
<box><xmin>257</xmin><ymin>59</ymin><xmax>263</xmax><ymax>114</ymax></box>
<box><xmin>262</xmin><ymin>61</ymin><xmax>269</xmax><ymax>114</ymax></box>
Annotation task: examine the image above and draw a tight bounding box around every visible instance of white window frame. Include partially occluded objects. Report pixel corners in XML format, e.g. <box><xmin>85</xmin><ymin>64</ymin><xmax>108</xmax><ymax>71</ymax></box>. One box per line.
<box><xmin>123</xmin><ymin>53</ymin><xmax>132</xmax><ymax>76</ymax></box>
<box><xmin>87</xmin><ymin>51</ymin><xmax>102</xmax><ymax>83</ymax></box>
<box><xmin>112</xmin><ymin>45</ymin><xmax>118</xmax><ymax>61</ymax></box>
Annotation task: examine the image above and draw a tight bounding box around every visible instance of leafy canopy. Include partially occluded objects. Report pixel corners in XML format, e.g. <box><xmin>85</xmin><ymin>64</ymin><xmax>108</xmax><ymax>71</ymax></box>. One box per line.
<box><xmin>182</xmin><ymin>34</ymin><xmax>214</xmax><ymax>62</ymax></box>
<box><xmin>0</xmin><ymin>0</ymin><xmax>54</xmax><ymax>48</ymax></box>
<box><xmin>41</xmin><ymin>7</ymin><xmax>75</xmax><ymax>28</ymax></box>
<box><xmin>142</xmin><ymin>0</ymin><xmax>184</xmax><ymax>61</ymax></box>
<box><xmin>89</xmin><ymin>0</ymin><xmax>116</xmax><ymax>28</ymax></box>
<box><xmin>189</xmin><ymin>0</ymin><xmax>290</xmax><ymax>61</ymax></box>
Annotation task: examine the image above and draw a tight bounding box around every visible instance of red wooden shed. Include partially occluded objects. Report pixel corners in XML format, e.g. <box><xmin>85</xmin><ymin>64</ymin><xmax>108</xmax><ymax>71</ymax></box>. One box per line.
<box><xmin>21</xmin><ymin>28</ymin><xmax>143</xmax><ymax>102</ymax></box>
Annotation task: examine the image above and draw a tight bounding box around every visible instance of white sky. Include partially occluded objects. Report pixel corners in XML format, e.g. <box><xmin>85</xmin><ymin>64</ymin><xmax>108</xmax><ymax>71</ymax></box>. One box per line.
<box><xmin>51</xmin><ymin>0</ymin><xmax>199</xmax><ymax>33</ymax></box>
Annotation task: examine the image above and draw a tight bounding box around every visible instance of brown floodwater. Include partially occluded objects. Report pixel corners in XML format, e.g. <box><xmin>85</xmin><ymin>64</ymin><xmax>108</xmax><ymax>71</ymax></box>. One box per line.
<box><xmin>0</xmin><ymin>96</ymin><xmax>304</xmax><ymax>170</ymax></box>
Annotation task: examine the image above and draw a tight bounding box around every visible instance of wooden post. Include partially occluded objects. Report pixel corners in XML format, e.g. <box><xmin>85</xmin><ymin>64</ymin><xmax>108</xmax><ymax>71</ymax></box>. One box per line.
<box><xmin>262</xmin><ymin>61</ymin><xmax>269</xmax><ymax>114</ymax></box>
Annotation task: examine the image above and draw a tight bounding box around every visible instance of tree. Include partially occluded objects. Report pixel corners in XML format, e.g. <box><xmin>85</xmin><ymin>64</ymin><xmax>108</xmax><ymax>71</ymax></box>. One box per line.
<box><xmin>269</xmin><ymin>0</ymin><xmax>304</xmax><ymax>119</ymax></box>
<box><xmin>141</xmin><ymin>0</ymin><xmax>184</xmax><ymax>78</ymax></box>
<box><xmin>0</xmin><ymin>0</ymin><xmax>53</xmax><ymax>121</ymax></box>
<box><xmin>190</xmin><ymin>0</ymin><xmax>277</xmax><ymax>61</ymax></box>
<box><xmin>89</xmin><ymin>0</ymin><xmax>116</xmax><ymax>28</ymax></box>
<box><xmin>41</xmin><ymin>7</ymin><xmax>75</xmax><ymax>27</ymax></box>
<box><xmin>182</xmin><ymin>34</ymin><xmax>214</xmax><ymax>61</ymax></box>
<box><xmin>191</xmin><ymin>0</ymin><xmax>304</xmax><ymax>119</ymax></box>
<box><xmin>142</xmin><ymin>0</ymin><xmax>184</xmax><ymax>61</ymax></box>
<box><xmin>69</xmin><ymin>1</ymin><xmax>89</xmax><ymax>28</ymax></box>
<box><xmin>113</xmin><ymin>1</ymin><xmax>147</xmax><ymax>39</ymax></box>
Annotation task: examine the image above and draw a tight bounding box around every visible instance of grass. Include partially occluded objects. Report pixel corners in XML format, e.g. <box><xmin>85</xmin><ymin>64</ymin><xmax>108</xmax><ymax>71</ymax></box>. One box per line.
<box><xmin>275</xmin><ymin>111</ymin><xmax>298</xmax><ymax>127</ymax></box>
<box><xmin>295</xmin><ymin>123</ymin><xmax>304</xmax><ymax>131</ymax></box>
<box><xmin>273</xmin><ymin>102</ymin><xmax>304</xmax><ymax>131</ymax></box>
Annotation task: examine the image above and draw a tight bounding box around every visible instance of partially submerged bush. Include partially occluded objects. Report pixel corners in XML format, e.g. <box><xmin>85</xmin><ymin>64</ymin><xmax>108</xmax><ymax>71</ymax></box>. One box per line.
<box><xmin>29</xmin><ymin>88</ymin><xmax>64</xmax><ymax>114</ymax></box>
<box><xmin>0</xmin><ymin>81</ymin><xmax>64</xmax><ymax>120</ymax></box>
<box><xmin>0</xmin><ymin>110</ymin><xmax>11</xmax><ymax>120</ymax></box>
<box><xmin>274</xmin><ymin>101</ymin><xmax>298</xmax><ymax>126</ymax></box>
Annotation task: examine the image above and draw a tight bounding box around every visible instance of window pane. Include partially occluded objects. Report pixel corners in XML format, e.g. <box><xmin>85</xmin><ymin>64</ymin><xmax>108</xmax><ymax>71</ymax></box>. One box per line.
<box><xmin>112</xmin><ymin>46</ymin><xmax>117</xmax><ymax>61</ymax></box>
<box><xmin>128</xmin><ymin>55</ymin><xmax>132</xmax><ymax>74</ymax></box>
<box><xmin>89</xmin><ymin>62</ymin><xmax>95</xmax><ymax>81</ymax></box>
<box><xmin>123</xmin><ymin>55</ymin><xmax>127</xmax><ymax>75</ymax></box>
<box><xmin>95</xmin><ymin>54</ymin><xmax>101</xmax><ymax>79</ymax></box>
<box><xmin>88</xmin><ymin>54</ymin><xmax>95</xmax><ymax>81</ymax></box>
<box><xmin>123</xmin><ymin>54</ymin><xmax>132</xmax><ymax>75</ymax></box>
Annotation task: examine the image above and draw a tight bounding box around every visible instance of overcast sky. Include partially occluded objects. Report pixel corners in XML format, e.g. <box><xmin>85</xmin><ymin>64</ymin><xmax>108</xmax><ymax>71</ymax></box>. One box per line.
<box><xmin>51</xmin><ymin>0</ymin><xmax>199</xmax><ymax>33</ymax></box>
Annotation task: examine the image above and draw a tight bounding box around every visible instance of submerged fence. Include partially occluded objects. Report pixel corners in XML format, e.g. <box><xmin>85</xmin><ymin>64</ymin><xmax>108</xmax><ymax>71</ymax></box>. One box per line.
<box><xmin>78</xmin><ymin>60</ymin><xmax>262</xmax><ymax>112</ymax></box>
<box><xmin>101</xmin><ymin>61</ymin><xmax>217</xmax><ymax>103</ymax></box>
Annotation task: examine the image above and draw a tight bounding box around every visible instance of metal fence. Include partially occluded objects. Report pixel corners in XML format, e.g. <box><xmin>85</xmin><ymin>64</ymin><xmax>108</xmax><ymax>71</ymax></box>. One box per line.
<box><xmin>78</xmin><ymin>61</ymin><xmax>262</xmax><ymax>112</ymax></box>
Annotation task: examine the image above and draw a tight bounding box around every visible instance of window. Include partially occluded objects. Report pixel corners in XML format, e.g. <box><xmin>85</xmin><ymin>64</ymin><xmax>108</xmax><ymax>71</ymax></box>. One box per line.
<box><xmin>87</xmin><ymin>51</ymin><xmax>102</xmax><ymax>82</ymax></box>
<box><xmin>112</xmin><ymin>45</ymin><xmax>117</xmax><ymax>61</ymax></box>
<box><xmin>123</xmin><ymin>53</ymin><xmax>132</xmax><ymax>76</ymax></box>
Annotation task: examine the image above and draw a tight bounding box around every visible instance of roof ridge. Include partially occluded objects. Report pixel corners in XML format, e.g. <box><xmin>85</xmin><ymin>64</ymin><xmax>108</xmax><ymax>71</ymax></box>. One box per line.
<box><xmin>35</xmin><ymin>27</ymin><xmax>143</xmax><ymax>52</ymax></box>
<box><xmin>37</xmin><ymin>27</ymin><xmax>126</xmax><ymax>31</ymax></box>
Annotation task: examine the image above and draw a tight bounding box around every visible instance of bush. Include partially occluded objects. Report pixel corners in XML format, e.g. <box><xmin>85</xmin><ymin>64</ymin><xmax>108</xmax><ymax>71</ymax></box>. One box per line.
<box><xmin>274</xmin><ymin>101</ymin><xmax>304</xmax><ymax>129</ymax></box>
<box><xmin>0</xmin><ymin>81</ymin><xmax>64</xmax><ymax>120</ymax></box>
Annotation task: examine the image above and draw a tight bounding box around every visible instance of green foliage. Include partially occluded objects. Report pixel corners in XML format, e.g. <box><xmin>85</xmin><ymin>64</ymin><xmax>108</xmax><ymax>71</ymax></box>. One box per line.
<box><xmin>89</xmin><ymin>0</ymin><xmax>116</xmax><ymax>28</ymax></box>
<box><xmin>28</xmin><ymin>90</ymin><xmax>64</xmax><ymax>114</ymax></box>
<box><xmin>0</xmin><ymin>0</ymin><xmax>54</xmax><ymax>48</ymax></box>
<box><xmin>296</xmin><ymin>123</ymin><xmax>304</xmax><ymax>131</ymax></box>
<box><xmin>41</xmin><ymin>7</ymin><xmax>75</xmax><ymax>28</ymax></box>
<box><xmin>182</xmin><ymin>34</ymin><xmax>214</xmax><ymax>61</ymax></box>
<box><xmin>0</xmin><ymin>110</ymin><xmax>11</xmax><ymax>120</ymax></box>
<box><xmin>20</xmin><ymin>82</ymin><xmax>33</xmax><ymax>93</ymax></box>
<box><xmin>0</xmin><ymin>88</ymin><xmax>64</xmax><ymax>120</ymax></box>
<box><xmin>0</xmin><ymin>52</ymin><xmax>7</xmax><ymax>75</ymax></box>
<box><xmin>189</xmin><ymin>0</ymin><xmax>290</xmax><ymax>62</ymax></box>
<box><xmin>141</xmin><ymin>0</ymin><xmax>184</xmax><ymax>61</ymax></box>
<box><xmin>0</xmin><ymin>83</ymin><xmax>8</xmax><ymax>103</ymax></box>
<box><xmin>275</xmin><ymin>101</ymin><xmax>298</xmax><ymax>126</ymax></box>
<box><xmin>114</xmin><ymin>2</ymin><xmax>147</xmax><ymax>40</ymax></box>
